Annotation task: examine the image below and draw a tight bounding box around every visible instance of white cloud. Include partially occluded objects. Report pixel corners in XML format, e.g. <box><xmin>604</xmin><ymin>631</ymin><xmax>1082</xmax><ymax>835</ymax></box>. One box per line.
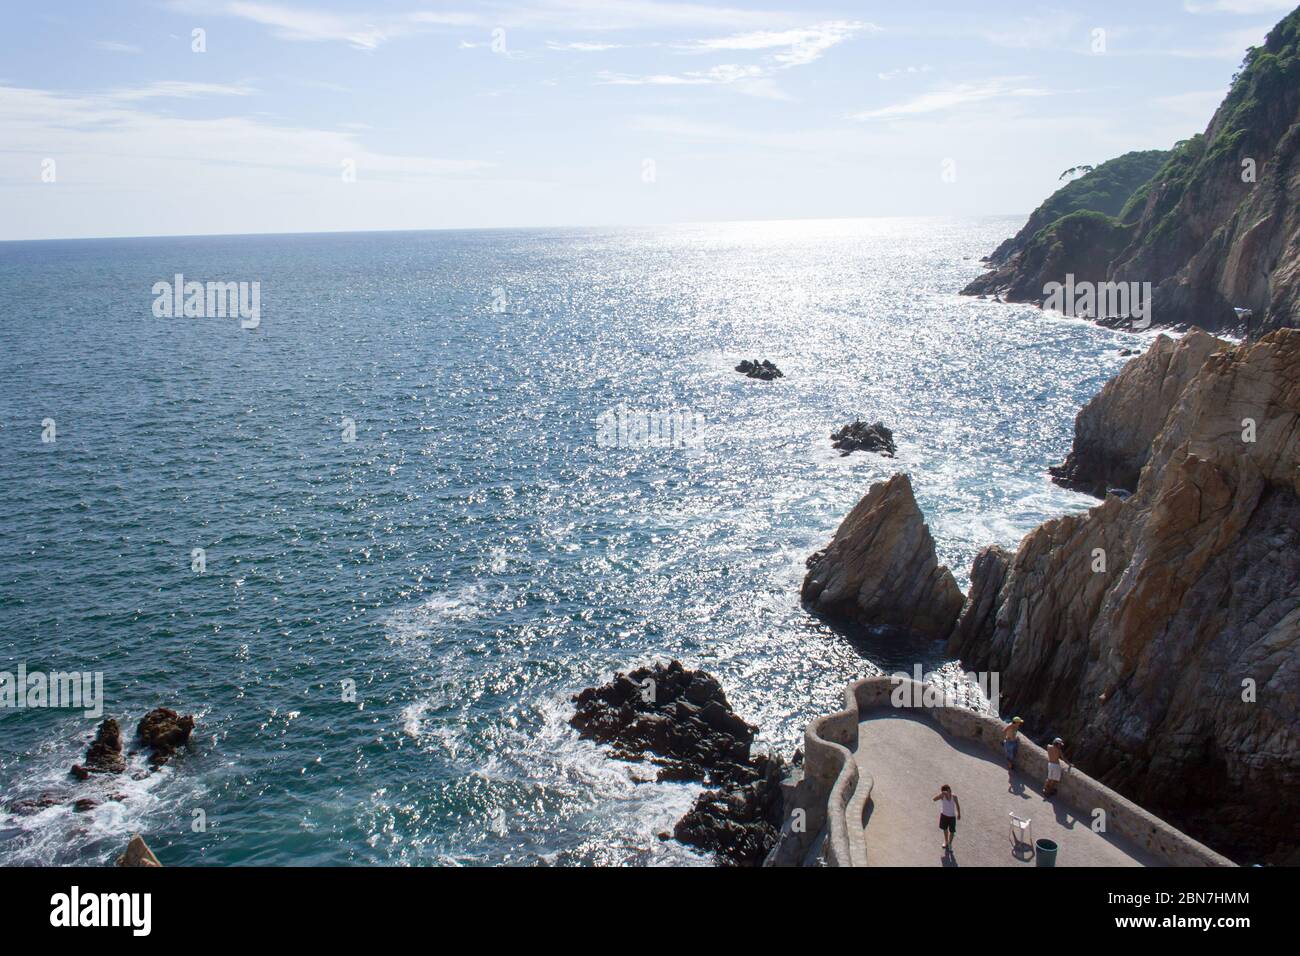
<box><xmin>851</xmin><ymin>77</ymin><xmax>1051</xmax><ymax>121</ymax></box>
<box><xmin>545</xmin><ymin>40</ymin><xmax>626</xmax><ymax>51</ymax></box>
<box><xmin>878</xmin><ymin>65</ymin><xmax>932</xmax><ymax>81</ymax></box>
<box><xmin>679</xmin><ymin>20</ymin><xmax>877</xmax><ymax>67</ymax></box>
<box><xmin>166</xmin><ymin>1</ymin><xmax>474</xmax><ymax>50</ymax></box>
<box><xmin>597</xmin><ymin>63</ymin><xmax>764</xmax><ymax>86</ymax></box>
<box><xmin>979</xmin><ymin>12</ymin><xmax>1083</xmax><ymax>50</ymax></box>
<box><xmin>95</xmin><ymin>40</ymin><xmax>142</xmax><ymax>54</ymax></box>
<box><xmin>1183</xmin><ymin>0</ymin><xmax>1294</xmax><ymax>12</ymax></box>
<box><xmin>594</xmin><ymin>18</ymin><xmax>872</xmax><ymax>98</ymax></box>
<box><xmin>167</xmin><ymin>0</ymin><xmax>800</xmax><ymax>50</ymax></box>
<box><xmin>105</xmin><ymin>81</ymin><xmax>258</xmax><ymax>101</ymax></box>
<box><xmin>0</xmin><ymin>84</ymin><xmax>489</xmax><ymax>179</ymax></box>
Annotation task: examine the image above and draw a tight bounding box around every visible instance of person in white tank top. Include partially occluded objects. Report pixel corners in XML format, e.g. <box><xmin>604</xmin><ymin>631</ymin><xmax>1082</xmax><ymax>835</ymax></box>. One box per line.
<box><xmin>932</xmin><ymin>785</ymin><xmax>962</xmax><ymax>850</ymax></box>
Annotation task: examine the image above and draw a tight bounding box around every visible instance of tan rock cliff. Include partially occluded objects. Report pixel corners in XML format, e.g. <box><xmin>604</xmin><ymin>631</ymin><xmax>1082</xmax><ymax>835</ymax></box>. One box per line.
<box><xmin>950</xmin><ymin>328</ymin><xmax>1300</xmax><ymax>863</ymax></box>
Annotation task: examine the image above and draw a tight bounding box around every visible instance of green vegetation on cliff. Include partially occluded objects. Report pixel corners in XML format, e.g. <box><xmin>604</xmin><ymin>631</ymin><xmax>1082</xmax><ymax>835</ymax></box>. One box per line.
<box><xmin>967</xmin><ymin>4</ymin><xmax>1300</xmax><ymax>333</ymax></box>
<box><xmin>1039</xmin><ymin>150</ymin><xmax>1171</xmax><ymax>224</ymax></box>
<box><xmin>984</xmin><ymin>149</ymin><xmax>1169</xmax><ymax>265</ymax></box>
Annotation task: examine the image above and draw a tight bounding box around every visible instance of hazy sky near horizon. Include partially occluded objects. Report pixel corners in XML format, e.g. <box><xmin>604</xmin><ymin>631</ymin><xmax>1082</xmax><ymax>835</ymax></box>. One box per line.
<box><xmin>0</xmin><ymin>0</ymin><xmax>1293</xmax><ymax>240</ymax></box>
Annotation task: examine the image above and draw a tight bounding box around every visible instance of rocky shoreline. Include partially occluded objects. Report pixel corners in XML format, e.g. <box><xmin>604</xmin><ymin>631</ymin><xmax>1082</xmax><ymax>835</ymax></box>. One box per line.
<box><xmin>571</xmin><ymin>660</ymin><xmax>786</xmax><ymax>866</ymax></box>
<box><xmin>7</xmin><ymin>707</ymin><xmax>195</xmax><ymax>832</ymax></box>
<box><xmin>799</xmin><ymin>328</ymin><xmax>1299</xmax><ymax>864</ymax></box>
<box><xmin>569</xmin><ymin>319</ymin><xmax>1300</xmax><ymax>865</ymax></box>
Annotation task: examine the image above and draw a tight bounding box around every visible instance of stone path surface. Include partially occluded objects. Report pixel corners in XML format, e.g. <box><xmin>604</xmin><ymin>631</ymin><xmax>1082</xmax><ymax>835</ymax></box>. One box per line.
<box><xmin>854</xmin><ymin>711</ymin><xmax>1163</xmax><ymax>867</ymax></box>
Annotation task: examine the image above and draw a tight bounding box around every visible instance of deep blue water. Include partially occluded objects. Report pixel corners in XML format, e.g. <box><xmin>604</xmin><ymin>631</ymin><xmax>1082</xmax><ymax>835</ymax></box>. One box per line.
<box><xmin>0</xmin><ymin>219</ymin><xmax>1150</xmax><ymax>865</ymax></box>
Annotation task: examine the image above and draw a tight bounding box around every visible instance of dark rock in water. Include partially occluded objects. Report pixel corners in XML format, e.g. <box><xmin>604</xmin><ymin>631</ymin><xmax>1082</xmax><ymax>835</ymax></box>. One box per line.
<box><xmin>7</xmin><ymin>794</ymin><xmax>60</xmax><ymax>816</ymax></box>
<box><xmin>137</xmin><ymin>708</ymin><xmax>195</xmax><ymax>767</ymax></box>
<box><xmin>571</xmin><ymin>660</ymin><xmax>785</xmax><ymax>866</ymax></box>
<box><xmin>735</xmin><ymin>359</ymin><xmax>784</xmax><ymax>381</ymax></box>
<box><xmin>571</xmin><ymin>661</ymin><xmax>753</xmax><ymax>784</ymax></box>
<box><xmin>71</xmin><ymin>719</ymin><xmax>126</xmax><ymax>778</ymax></box>
<box><xmin>830</xmin><ymin>419</ymin><xmax>896</xmax><ymax>457</ymax></box>
<box><xmin>673</xmin><ymin>751</ymin><xmax>785</xmax><ymax>866</ymax></box>
<box><xmin>73</xmin><ymin>798</ymin><xmax>98</xmax><ymax>813</ymax></box>
<box><xmin>1119</xmin><ymin>348</ymin><xmax>1137</xmax><ymax>356</ymax></box>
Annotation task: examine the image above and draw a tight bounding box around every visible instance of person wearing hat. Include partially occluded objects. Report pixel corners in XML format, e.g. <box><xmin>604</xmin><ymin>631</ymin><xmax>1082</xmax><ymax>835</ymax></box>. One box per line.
<box><xmin>1045</xmin><ymin>738</ymin><xmax>1072</xmax><ymax>796</ymax></box>
<box><xmin>1002</xmin><ymin>716</ymin><xmax>1024</xmax><ymax>769</ymax></box>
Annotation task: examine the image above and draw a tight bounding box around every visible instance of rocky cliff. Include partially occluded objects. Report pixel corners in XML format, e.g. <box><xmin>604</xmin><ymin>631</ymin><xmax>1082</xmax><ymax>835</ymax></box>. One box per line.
<box><xmin>802</xmin><ymin>473</ymin><xmax>964</xmax><ymax>639</ymax></box>
<box><xmin>964</xmin><ymin>6</ymin><xmax>1300</xmax><ymax>335</ymax></box>
<box><xmin>1049</xmin><ymin>329</ymin><xmax>1227</xmax><ymax>496</ymax></box>
<box><xmin>949</xmin><ymin>328</ymin><xmax>1300</xmax><ymax>863</ymax></box>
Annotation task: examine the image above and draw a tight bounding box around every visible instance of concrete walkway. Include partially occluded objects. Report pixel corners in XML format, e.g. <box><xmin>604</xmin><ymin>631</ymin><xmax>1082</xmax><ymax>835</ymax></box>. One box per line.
<box><xmin>854</xmin><ymin>711</ymin><xmax>1163</xmax><ymax>867</ymax></box>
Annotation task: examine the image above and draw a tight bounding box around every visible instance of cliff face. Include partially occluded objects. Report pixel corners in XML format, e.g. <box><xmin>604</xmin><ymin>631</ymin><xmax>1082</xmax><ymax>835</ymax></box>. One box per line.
<box><xmin>965</xmin><ymin>210</ymin><xmax>1136</xmax><ymax>302</ymax></box>
<box><xmin>965</xmin><ymin>6</ymin><xmax>1300</xmax><ymax>335</ymax></box>
<box><xmin>1049</xmin><ymin>329</ymin><xmax>1228</xmax><ymax>496</ymax></box>
<box><xmin>802</xmin><ymin>473</ymin><xmax>963</xmax><ymax>640</ymax></box>
<box><xmin>949</xmin><ymin>328</ymin><xmax>1300</xmax><ymax>863</ymax></box>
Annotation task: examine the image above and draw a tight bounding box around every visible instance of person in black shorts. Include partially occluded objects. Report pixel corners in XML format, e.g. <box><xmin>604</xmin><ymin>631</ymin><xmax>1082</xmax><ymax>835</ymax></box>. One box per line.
<box><xmin>933</xmin><ymin>784</ymin><xmax>961</xmax><ymax>850</ymax></box>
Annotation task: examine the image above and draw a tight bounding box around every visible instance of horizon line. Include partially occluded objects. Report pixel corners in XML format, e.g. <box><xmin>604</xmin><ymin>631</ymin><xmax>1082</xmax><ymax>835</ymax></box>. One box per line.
<box><xmin>0</xmin><ymin>212</ymin><xmax>1031</xmax><ymax>245</ymax></box>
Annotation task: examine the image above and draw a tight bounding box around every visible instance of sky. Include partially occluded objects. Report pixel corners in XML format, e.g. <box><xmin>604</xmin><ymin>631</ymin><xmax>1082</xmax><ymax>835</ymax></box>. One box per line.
<box><xmin>0</xmin><ymin>0</ymin><xmax>1293</xmax><ymax>240</ymax></box>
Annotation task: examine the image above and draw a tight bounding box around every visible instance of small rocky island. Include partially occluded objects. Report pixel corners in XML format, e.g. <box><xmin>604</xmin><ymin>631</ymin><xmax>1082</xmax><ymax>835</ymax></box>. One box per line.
<box><xmin>8</xmin><ymin>707</ymin><xmax>197</xmax><ymax>823</ymax></box>
<box><xmin>72</xmin><ymin>707</ymin><xmax>195</xmax><ymax>779</ymax></box>
<box><xmin>830</xmin><ymin>419</ymin><xmax>896</xmax><ymax>457</ymax></box>
<box><xmin>571</xmin><ymin>660</ymin><xmax>785</xmax><ymax>866</ymax></box>
<box><xmin>735</xmin><ymin>359</ymin><xmax>783</xmax><ymax>380</ymax></box>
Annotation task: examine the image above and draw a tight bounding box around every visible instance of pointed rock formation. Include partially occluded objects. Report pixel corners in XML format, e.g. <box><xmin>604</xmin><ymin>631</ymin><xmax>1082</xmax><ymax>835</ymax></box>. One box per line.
<box><xmin>117</xmin><ymin>834</ymin><xmax>162</xmax><ymax>867</ymax></box>
<box><xmin>950</xmin><ymin>328</ymin><xmax>1300</xmax><ymax>864</ymax></box>
<box><xmin>802</xmin><ymin>473</ymin><xmax>964</xmax><ymax>639</ymax></box>
<box><xmin>1050</xmin><ymin>329</ymin><xmax>1228</xmax><ymax>496</ymax></box>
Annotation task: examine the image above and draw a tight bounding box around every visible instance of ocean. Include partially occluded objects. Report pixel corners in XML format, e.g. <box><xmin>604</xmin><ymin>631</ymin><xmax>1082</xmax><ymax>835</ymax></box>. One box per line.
<box><xmin>0</xmin><ymin>218</ymin><xmax>1151</xmax><ymax>865</ymax></box>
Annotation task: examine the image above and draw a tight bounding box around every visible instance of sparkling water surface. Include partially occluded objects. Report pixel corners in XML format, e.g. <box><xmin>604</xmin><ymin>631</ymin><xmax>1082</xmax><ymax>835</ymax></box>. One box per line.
<box><xmin>0</xmin><ymin>218</ymin><xmax>1154</xmax><ymax>865</ymax></box>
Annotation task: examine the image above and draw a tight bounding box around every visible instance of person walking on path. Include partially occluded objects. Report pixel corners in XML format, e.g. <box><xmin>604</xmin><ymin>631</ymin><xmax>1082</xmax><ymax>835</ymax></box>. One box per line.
<box><xmin>1003</xmin><ymin>717</ymin><xmax>1024</xmax><ymax>769</ymax></box>
<box><xmin>933</xmin><ymin>785</ymin><xmax>961</xmax><ymax>850</ymax></box>
<box><xmin>1045</xmin><ymin>738</ymin><xmax>1072</xmax><ymax>797</ymax></box>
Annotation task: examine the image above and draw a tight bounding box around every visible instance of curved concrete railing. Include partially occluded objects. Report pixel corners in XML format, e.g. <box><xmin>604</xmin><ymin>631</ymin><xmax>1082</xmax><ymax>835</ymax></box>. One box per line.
<box><xmin>788</xmin><ymin>676</ymin><xmax>1234</xmax><ymax>868</ymax></box>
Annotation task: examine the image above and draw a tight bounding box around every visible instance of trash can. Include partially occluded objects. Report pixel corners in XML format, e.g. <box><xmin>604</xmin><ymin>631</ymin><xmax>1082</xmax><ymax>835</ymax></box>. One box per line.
<box><xmin>1035</xmin><ymin>839</ymin><xmax>1058</xmax><ymax>867</ymax></box>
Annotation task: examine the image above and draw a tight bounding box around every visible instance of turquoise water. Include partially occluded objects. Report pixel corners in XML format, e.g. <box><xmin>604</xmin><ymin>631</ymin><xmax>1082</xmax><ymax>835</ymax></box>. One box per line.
<box><xmin>0</xmin><ymin>219</ymin><xmax>1147</xmax><ymax>865</ymax></box>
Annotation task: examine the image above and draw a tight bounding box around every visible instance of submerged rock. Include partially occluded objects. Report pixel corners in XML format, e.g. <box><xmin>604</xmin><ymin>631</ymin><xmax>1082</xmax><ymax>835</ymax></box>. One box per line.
<box><xmin>7</xmin><ymin>794</ymin><xmax>60</xmax><ymax>816</ymax></box>
<box><xmin>830</xmin><ymin>419</ymin><xmax>896</xmax><ymax>457</ymax></box>
<box><xmin>802</xmin><ymin>473</ymin><xmax>964</xmax><ymax>640</ymax></box>
<box><xmin>735</xmin><ymin>359</ymin><xmax>783</xmax><ymax>381</ymax></box>
<box><xmin>571</xmin><ymin>660</ymin><xmax>785</xmax><ymax>865</ymax></box>
<box><xmin>137</xmin><ymin>708</ymin><xmax>195</xmax><ymax>767</ymax></box>
<box><xmin>950</xmin><ymin>328</ymin><xmax>1300</xmax><ymax>863</ymax></box>
<box><xmin>71</xmin><ymin>719</ymin><xmax>126</xmax><ymax>779</ymax></box>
